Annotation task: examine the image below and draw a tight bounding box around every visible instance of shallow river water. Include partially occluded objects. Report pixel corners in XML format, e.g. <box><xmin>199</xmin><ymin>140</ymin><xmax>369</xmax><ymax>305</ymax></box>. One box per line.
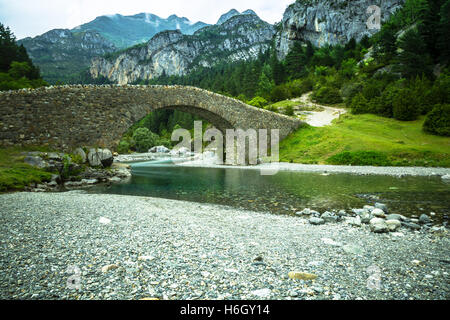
<box><xmin>88</xmin><ymin>160</ymin><xmax>450</xmax><ymax>222</ymax></box>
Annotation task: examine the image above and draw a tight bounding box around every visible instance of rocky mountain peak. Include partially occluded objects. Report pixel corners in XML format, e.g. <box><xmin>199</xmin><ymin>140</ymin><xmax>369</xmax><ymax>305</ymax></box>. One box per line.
<box><xmin>217</xmin><ymin>9</ymin><xmax>240</xmax><ymax>25</ymax></box>
<box><xmin>216</xmin><ymin>8</ymin><xmax>258</xmax><ymax>25</ymax></box>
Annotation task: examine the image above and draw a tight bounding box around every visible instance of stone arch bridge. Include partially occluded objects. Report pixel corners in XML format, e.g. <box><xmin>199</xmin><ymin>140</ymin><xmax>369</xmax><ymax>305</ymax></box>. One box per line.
<box><xmin>0</xmin><ymin>85</ymin><xmax>303</xmax><ymax>151</ymax></box>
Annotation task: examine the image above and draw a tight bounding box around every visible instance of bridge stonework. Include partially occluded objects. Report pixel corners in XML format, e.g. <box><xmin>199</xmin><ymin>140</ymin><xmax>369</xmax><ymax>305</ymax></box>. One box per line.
<box><xmin>0</xmin><ymin>85</ymin><xmax>303</xmax><ymax>151</ymax></box>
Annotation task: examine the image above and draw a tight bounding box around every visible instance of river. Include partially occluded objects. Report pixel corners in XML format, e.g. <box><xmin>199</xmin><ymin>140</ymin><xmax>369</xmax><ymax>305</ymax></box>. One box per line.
<box><xmin>88</xmin><ymin>159</ymin><xmax>450</xmax><ymax>223</ymax></box>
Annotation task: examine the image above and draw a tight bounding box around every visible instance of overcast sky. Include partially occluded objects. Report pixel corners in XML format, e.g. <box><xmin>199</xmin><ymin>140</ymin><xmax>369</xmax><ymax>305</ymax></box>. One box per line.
<box><xmin>0</xmin><ymin>0</ymin><xmax>293</xmax><ymax>39</ymax></box>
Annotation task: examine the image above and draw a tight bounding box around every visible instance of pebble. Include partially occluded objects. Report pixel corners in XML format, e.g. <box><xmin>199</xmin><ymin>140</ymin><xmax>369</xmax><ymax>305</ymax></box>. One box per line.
<box><xmin>101</xmin><ymin>264</ymin><xmax>119</xmax><ymax>273</ymax></box>
<box><xmin>251</xmin><ymin>288</ymin><xmax>271</xmax><ymax>298</ymax></box>
<box><xmin>99</xmin><ymin>217</ymin><xmax>111</xmax><ymax>225</ymax></box>
<box><xmin>288</xmin><ymin>272</ymin><xmax>318</xmax><ymax>280</ymax></box>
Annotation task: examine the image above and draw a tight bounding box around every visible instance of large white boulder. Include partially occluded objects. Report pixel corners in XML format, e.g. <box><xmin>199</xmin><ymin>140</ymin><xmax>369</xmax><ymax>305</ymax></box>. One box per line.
<box><xmin>88</xmin><ymin>148</ymin><xmax>113</xmax><ymax>167</ymax></box>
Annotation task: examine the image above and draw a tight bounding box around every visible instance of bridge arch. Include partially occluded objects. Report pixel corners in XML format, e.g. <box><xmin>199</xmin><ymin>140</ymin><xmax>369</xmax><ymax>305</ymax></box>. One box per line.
<box><xmin>0</xmin><ymin>85</ymin><xmax>303</xmax><ymax>151</ymax></box>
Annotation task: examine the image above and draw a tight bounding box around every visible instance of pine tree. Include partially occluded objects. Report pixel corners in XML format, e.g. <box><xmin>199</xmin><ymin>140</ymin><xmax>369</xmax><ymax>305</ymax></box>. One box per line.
<box><xmin>438</xmin><ymin>0</ymin><xmax>450</xmax><ymax>63</ymax></box>
<box><xmin>269</xmin><ymin>50</ymin><xmax>286</xmax><ymax>85</ymax></box>
<box><xmin>396</xmin><ymin>28</ymin><xmax>433</xmax><ymax>78</ymax></box>
<box><xmin>256</xmin><ymin>64</ymin><xmax>275</xmax><ymax>100</ymax></box>
<box><xmin>373</xmin><ymin>22</ymin><xmax>397</xmax><ymax>63</ymax></box>
<box><xmin>285</xmin><ymin>41</ymin><xmax>305</xmax><ymax>79</ymax></box>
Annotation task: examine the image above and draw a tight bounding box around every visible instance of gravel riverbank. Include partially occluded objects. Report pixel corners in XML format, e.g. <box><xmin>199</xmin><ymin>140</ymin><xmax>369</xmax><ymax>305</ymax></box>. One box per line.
<box><xmin>178</xmin><ymin>161</ymin><xmax>450</xmax><ymax>177</ymax></box>
<box><xmin>0</xmin><ymin>192</ymin><xmax>448</xmax><ymax>300</ymax></box>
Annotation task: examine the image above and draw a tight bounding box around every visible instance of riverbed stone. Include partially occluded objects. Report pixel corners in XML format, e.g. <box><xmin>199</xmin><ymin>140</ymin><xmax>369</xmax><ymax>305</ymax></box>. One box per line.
<box><xmin>296</xmin><ymin>208</ymin><xmax>312</xmax><ymax>216</ymax></box>
<box><xmin>309</xmin><ymin>217</ymin><xmax>325</xmax><ymax>225</ymax></box>
<box><xmin>361</xmin><ymin>212</ymin><xmax>373</xmax><ymax>224</ymax></box>
<box><xmin>375</xmin><ymin>203</ymin><xmax>388</xmax><ymax>213</ymax></box>
<box><xmin>24</xmin><ymin>156</ymin><xmax>48</xmax><ymax>169</ymax></box>
<box><xmin>370</xmin><ymin>218</ymin><xmax>389</xmax><ymax>233</ymax></box>
<box><xmin>101</xmin><ymin>264</ymin><xmax>119</xmax><ymax>273</ymax></box>
<box><xmin>402</xmin><ymin>222</ymin><xmax>421</xmax><ymax>230</ymax></box>
<box><xmin>321</xmin><ymin>212</ymin><xmax>338</xmax><ymax>223</ymax></box>
<box><xmin>348</xmin><ymin>216</ymin><xmax>362</xmax><ymax>227</ymax></box>
<box><xmin>372</xmin><ymin>208</ymin><xmax>386</xmax><ymax>218</ymax></box>
<box><xmin>288</xmin><ymin>272</ymin><xmax>318</xmax><ymax>280</ymax></box>
<box><xmin>386</xmin><ymin>220</ymin><xmax>401</xmax><ymax>232</ymax></box>
<box><xmin>386</xmin><ymin>214</ymin><xmax>403</xmax><ymax>221</ymax></box>
<box><xmin>419</xmin><ymin>214</ymin><xmax>432</xmax><ymax>224</ymax></box>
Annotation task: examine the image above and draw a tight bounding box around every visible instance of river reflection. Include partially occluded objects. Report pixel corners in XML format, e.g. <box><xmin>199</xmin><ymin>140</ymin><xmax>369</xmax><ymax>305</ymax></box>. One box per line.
<box><xmin>88</xmin><ymin>162</ymin><xmax>450</xmax><ymax>221</ymax></box>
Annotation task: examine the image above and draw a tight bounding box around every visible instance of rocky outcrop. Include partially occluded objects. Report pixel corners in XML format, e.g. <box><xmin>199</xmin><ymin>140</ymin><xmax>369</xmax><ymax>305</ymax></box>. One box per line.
<box><xmin>90</xmin><ymin>14</ymin><xmax>275</xmax><ymax>84</ymax></box>
<box><xmin>275</xmin><ymin>0</ymin><xmax>406</xmax><ymax>59</ymax></box>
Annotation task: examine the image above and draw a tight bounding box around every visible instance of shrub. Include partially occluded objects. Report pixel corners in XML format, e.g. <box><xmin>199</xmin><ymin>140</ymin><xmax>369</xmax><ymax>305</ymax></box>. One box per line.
<box><xmin>362</xmin><ymin>79</ymin><xmax>384</xmax><ymax>100</ymax></box>
<box><xmin>409</xmin><ymin>76</ymin><xmax>434</xmax><ymax>115</ymax></box>
<box><xmin>132</xmin><ymin>128</ymin><xmax>159</xmax><ymax>153</ymax></box>
<box><xmin>285</xmin><ymin>105</ymin><xmax>295</xmax><ymax>116</ymax></box>
<box><xmin>423</xmin><ymin>104</ymin><xmax>450</xmax><ymax>136</ymax></box>
<box><xmin>341</xmin><ymin>82</ymin><xmax>363</xmax><ymax>105</ymax></box>
<box><xmin>270</xmin><ymin>85</ymin><xmax>291</xmax><ymax>102</ymax></box>
<box><xmin>430</xmin><ymin>74</ymin><xmax>450</xmax><ymax>105</ymax></box>
<box><xmin>157</xmin><ymin>137</ymin><xmax>173</xmax><ymax>148</ymax></box>
<box><xmin>327</xmin><ymin>151</ymin><xmax>390</xmax><ymax>166</ymax></box>
<box><xmin>350</xmin><ymin>93</ymin><xmax>369</xmax><ymax>114</ymax></box>
<box><xmin>392</xmin><ymin>89</ymin><xmax>419</xmax><ymax>121</ymax></box>
<box><xmin>285</xmin><ymin>79</ymin><xmax>310</xmax><ymax>97</ymax></box>
<box><xmin>248</xmin><ymin>96</ymin><xmax>268</xmax><ymax>108</ymax></box>
<box><xmin>236</xmin><ymin>94</ymin><xmax>247</xmax><ymax>102</ymax></box>
<box><xmin>312</xmin><ymin>86</ymin><xmax>342</xmax><ymax>104</ymax></box>
<box><xmin>265</xmin><ymin>104</ymin><xmax>279</xmax><ymax>113</ymax></box>
<box><xmin>340</xmin><ymin>58</ymin><xmax>358</xmax><ymax>78</ymax></box>
<box><xmin>117</xmin><ymin>140</ymin><xmax>130</xmax><ymax>154</ymax></box>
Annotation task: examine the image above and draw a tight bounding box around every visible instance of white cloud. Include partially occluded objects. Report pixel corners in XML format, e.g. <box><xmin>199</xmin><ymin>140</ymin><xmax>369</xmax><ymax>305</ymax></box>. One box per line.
<box><xmin>0</xmin><ymin>0</ymin><xmax>293</xmax><ymax>39</ymax></box>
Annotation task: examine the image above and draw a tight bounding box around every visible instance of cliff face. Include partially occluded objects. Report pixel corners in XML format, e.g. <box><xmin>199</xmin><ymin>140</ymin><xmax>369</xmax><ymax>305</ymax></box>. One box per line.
<box><xmin>275</xmin><ymin>0</ymin><xmax>406</xmax><ymax>59</ymax></box>
<box><xmin>19</xmin><ymin>29</ymin><xmax>117</xmax><ymax>83</ymax></box>
<box><xmin>90</xmin><ymin>14</ymin><xmax>275</xmax><ymax>85</ymax></box>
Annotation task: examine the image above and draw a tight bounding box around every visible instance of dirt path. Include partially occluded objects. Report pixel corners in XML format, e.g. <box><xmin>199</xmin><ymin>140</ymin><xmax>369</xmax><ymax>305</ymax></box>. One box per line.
<box><xmin>293</xmin><ymin>92</ymin><xmax>347</xmax><ymax>127</ymax></box>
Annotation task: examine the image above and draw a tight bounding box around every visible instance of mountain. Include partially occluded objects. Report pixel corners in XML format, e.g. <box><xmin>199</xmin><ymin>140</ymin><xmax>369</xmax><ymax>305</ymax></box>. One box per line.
<box><xmin>275</xmin><ymin>0</ymin><xmax>406</xmax><ymax>59</ymax></box>
<box><xmin>18</xmin><ymin>29</ymin><xmax>117</xmax><ymax>83</ymax></box>
<box><xmin>73</xmin><ymin>13</ymin><xmax>209</xmax><ymax>49</ymax></box>
<box><xmin>18</xmin><ymin>13</ymin><xmax>209</xmax><ymax>83</ymax></box>
<box><xmin>90</xmin><ymin>13</ymin><xmax>275</xmax><ymax>85</ymax></box>
<box><xmin>217</xmin><ymin>9</ymin><xmax>257</xmax><ymax>25</ymax></box>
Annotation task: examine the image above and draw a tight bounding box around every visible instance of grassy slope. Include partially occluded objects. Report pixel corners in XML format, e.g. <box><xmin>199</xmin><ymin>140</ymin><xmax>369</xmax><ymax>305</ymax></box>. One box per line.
<box><xmin>0</xmin><ymin>147</ymin><xmax>54</xmax><ymax>192</ymax></box>
<box><xmin>279</xmin><ymin>113</ymin><xmax>450</xmax><ymax>167</ymax></box>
